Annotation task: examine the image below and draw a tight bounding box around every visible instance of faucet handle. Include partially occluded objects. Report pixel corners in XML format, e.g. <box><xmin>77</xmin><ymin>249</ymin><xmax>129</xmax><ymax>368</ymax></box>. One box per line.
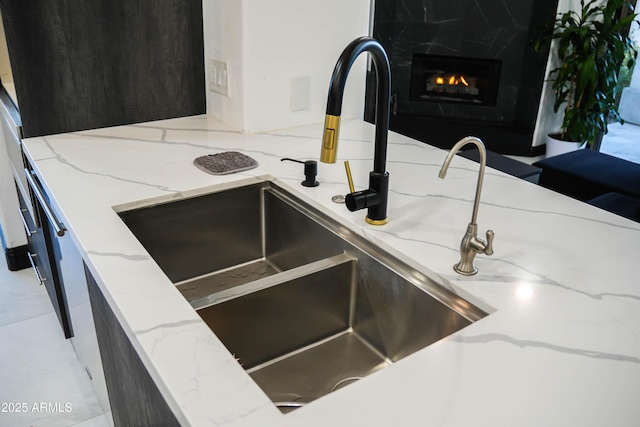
<box><xmin>344</xmin><ymin>161</ymin><xmax>356</xmax><ymax>193</ymax></box>
<box><xmin>484</xmin><ymin>230</ymin><xmax>494</xmax><ymax>256</ymax></box>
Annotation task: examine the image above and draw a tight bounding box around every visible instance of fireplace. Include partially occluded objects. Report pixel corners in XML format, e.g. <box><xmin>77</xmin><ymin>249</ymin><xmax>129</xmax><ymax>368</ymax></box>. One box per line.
<box><xmin>410</xmin><ymin>54</ymin><xmax>501</xmax><ymax>106</ymax></box>
<box><xmin>368</xmin><ymin>0</ymin><xmax>560</xmax><ymax>156</ymax></box>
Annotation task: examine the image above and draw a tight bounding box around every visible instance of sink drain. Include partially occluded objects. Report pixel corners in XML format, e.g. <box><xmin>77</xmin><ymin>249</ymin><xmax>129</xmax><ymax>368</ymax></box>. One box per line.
<box><xmin>273</xmin><ymin>393</ymin><xmax>314</xmax><ymax>413</ymax></box>
<box><xmin>272</xmin><ymin>377</ymin><xmax>363</xmax><ymax>413</ymax></box>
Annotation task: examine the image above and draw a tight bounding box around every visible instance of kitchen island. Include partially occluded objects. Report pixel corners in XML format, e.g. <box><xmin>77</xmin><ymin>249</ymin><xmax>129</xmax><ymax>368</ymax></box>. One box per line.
<box><xmin>22</xmin><ymin>115</ymin><xmax>640</xmax><ymax>426</ymax></box>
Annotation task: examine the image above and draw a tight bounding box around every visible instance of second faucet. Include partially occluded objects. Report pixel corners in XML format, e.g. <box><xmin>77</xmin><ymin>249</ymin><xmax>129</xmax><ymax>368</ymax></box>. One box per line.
<box><xmin>439</xmin><ymin>136</ymin><xmax>495</xmax><ymax>275</ymax></box>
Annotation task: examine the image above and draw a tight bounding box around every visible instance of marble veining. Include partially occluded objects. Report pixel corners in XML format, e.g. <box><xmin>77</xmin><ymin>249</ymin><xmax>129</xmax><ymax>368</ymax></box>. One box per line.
<box><xmin>41</xmin><ymin>138</ymin><xmax>179</xmax><ymax>194</ymax></box>
<box><xmin>450</xmin><ymin>333</ymin><xmax>640</xmax><ymax>364</ymax></box>
<box><xmin>87</xmin><ymin>250</ymin><xmax>151</xmax><ymax>262</ymax></box>
<box><xmin>133</xmin><ymin>319</ymin><xmax>205</xmax><ymax>336</ymax></box>
<box><xmin>19</xmin><ymin>115</ymin><xmax>640</xmax><ymax>426</ymax></box>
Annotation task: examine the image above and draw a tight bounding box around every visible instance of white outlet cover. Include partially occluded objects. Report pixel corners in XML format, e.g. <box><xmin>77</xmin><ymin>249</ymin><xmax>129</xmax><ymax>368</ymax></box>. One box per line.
<box><xmin>208</xmin><ymin>59</ymin><xmax>229</xmax><ymax>97</ymax></box>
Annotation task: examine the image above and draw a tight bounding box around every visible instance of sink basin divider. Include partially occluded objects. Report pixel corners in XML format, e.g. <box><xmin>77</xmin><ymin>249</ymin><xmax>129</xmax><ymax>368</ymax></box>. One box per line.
<box><xmin>174</xmin><ymin>256</ymin><xmax>283</xmax><ymax>302</ymax></box>
<box><xmin>174</xmin><ymin>256</ymin><xmax>282</xmax><ymax>287</ymax></box>
<box><xmin>189</xmin><ymin>252</ymin><xmax>356</xmax><ymax>311</ymax></box>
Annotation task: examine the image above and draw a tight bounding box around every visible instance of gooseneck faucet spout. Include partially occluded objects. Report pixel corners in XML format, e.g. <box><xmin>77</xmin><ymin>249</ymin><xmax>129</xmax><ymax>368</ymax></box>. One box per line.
<box><xmin>439</xmin><ymin>136</ymin><xmax>495</xmax><ymax>275</ymax></box>
<box><xmin>321</xmin><ymin>37</ymin><xmax>391</xmax><ymax>225</ymax></box>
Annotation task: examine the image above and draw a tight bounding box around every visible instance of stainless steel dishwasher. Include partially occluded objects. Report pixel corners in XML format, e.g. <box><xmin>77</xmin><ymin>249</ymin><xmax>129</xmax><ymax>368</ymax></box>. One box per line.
<box><xmin>23</xmin><ymin>157</ymin><xmax>111</xmax><ymax>416</ymax></box>
<box><xmin>22</xmin><ymin>159</ymin><xmax>73</xmax><ymax>337</ymax></box>
<box><xmin>0</xmin><ymin>87</ymin><xmax>29</xmax><ymax>269</ymax></box>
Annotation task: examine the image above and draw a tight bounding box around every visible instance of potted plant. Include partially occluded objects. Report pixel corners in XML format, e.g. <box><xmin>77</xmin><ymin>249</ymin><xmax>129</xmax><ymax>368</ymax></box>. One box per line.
<box><xmin>539</xmin><ymin>0</ymin><xmax>637</xmax><ymax>156</ymax></box>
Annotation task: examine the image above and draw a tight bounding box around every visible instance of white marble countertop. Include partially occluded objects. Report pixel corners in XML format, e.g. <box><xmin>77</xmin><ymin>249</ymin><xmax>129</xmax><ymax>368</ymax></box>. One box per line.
<box><xmin>22</xmin><ymin>115</ymin><xmax>640</xmax><ymax>426</ymax></box>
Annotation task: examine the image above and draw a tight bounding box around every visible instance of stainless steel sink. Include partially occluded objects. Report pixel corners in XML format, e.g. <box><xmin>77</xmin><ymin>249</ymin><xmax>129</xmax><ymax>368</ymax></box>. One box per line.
<box><xmin>117</xmin><ymin>179</ymin><xmax>488</xmax><ymax>412</ymax></box>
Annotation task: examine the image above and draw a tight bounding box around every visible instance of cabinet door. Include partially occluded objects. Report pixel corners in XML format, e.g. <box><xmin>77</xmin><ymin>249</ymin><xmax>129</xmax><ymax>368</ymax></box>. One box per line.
<box><xmin>56</xmin><ymin>229</ymin><xmax>111</xmax><ymax>415</ymax></box>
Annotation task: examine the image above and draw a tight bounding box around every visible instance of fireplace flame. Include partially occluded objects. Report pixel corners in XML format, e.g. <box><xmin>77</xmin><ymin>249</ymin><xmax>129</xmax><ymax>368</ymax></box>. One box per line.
<box><xmin>425</xmin><ymin>72</ymin><xmax>479</xmax><ymax>97</ymax></box>
<box><xmin>432</xmin><ymin>74</ymin><xmax>472</xmax><ymax>87</ymax></box>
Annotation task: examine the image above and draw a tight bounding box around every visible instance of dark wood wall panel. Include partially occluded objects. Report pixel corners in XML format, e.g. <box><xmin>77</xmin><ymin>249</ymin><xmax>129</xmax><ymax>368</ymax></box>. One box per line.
<box><xmin>0</xmin><ymin>0</ymin><xmax>205</xmax><ymax>138</ymax></box>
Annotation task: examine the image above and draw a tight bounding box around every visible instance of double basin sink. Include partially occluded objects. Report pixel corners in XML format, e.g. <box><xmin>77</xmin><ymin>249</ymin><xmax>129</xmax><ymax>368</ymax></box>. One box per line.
<box><xmin>117</xmin><ymin>179</ymin><xmax>488</xmax><ymax>411</ymax></box>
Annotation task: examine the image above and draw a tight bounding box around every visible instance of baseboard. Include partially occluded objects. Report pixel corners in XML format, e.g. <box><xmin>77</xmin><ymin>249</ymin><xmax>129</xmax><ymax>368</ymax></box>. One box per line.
<box><xmin>5</xmin><ymin>245</ymin><xmax>30</xmax><ymax>271</ymax></box>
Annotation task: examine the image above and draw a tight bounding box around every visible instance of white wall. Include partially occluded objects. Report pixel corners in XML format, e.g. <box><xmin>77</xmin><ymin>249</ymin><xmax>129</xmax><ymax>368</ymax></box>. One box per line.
<box><xmin>202</xmin><ymin>1</ymin><xmax>245</xmax><ymax>131</ymax></box>
<box><xmin>203</xmin><ymin>0</ymin><xmax>371</xmax><ymax>133</ymax></box>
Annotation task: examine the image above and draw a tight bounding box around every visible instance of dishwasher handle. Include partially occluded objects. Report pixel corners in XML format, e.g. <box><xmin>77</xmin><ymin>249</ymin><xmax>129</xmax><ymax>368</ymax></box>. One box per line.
<box><xmin>27</xmin><ymin>251</ymin><xmax>46</xmax><ymax>286</ymax></box>
<box><xmin>17</xmin><ymin>208</ymin><xmax>37</xmax><ymax>237</ymax></box>
<box><xmin>24</xmin><ymin>168</ymin><xmax>66</xmax><ymax>237</ymax></box>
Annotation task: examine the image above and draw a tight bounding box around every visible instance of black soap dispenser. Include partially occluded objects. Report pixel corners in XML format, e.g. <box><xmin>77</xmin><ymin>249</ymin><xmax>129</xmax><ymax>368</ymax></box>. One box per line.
<box><xmin>281</xmin><ymin>158</ymin><xmax>319</xmax><ymax>187</ymax></box>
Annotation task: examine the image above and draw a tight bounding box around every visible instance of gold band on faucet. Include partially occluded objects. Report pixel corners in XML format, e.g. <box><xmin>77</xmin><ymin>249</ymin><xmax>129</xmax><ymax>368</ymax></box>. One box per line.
<box><xmin>320</xmin><ymin>114</ymin><xmax>341</xmax><ymax>164</ymax></box>
<box><xmin>365</xmin><ymin>216</ymin><xmax>389</xmax><ymax>226</ymax></box>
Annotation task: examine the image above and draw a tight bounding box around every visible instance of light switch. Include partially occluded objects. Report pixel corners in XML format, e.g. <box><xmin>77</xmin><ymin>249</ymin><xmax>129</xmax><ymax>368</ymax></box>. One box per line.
<box><xmin>208</xmin><ymin>59</ymin><xmax>229</xmax><ymax>97</ymax></box>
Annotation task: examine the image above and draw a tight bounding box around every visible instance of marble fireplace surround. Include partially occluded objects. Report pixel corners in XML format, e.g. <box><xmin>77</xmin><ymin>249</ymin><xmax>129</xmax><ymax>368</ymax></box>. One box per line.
<box><xmin>371</xmin><ymin>0</ymin><xmax>560</xmax><ymax>155</ymax></box>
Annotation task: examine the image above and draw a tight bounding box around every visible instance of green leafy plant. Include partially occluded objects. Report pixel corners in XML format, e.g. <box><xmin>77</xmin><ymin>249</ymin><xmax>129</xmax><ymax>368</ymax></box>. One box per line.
<box><xmin>540</xmin><ymin>0</ymin><xmax>637</xmax><ymax>146</ymax></box>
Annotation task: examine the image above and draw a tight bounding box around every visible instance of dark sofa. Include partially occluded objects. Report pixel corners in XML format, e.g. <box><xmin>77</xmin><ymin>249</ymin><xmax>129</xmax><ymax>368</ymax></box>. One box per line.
<box><xmin>533</xmin><ymin>149</ymin><xmax>640</xmax><ymax>222</ymax></box>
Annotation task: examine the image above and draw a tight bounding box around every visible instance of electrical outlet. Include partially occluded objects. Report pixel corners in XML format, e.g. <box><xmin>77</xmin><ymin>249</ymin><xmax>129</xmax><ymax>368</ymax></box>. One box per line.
<box><xmin>208</xmin><ymin>59</ymin><xmax>229</xmax><ymax>97</ymax></box>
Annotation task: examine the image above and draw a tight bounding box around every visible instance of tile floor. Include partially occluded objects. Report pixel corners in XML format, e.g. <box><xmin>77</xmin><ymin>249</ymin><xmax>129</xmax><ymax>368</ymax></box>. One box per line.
<box><xmin>0</xmin><ymin>124</ymin><xmax>638</xmax><ymax>427</ymax></box>
<box><xmin>0</xmin><ymin>254</ymin><xmax>110</xmax><ymax>427</ymax></box>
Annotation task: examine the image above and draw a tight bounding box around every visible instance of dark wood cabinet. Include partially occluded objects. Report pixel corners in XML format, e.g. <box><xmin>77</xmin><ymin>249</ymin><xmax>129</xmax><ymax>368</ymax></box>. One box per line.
<box><xmin>0</xmin><ymin>0</ymin><xmax>205</xmax><ymax>137</ymax></box>
<box><xmin>86</xmin><ymin>265</ymin><xmax>180</xmax><ymax>427</ymax></box>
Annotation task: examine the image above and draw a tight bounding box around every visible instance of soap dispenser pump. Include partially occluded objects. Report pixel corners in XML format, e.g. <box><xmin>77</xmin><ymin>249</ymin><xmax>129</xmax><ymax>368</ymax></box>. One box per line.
<box><xmin>281</xmin><ymin>158</ymin><xmax>320</xmax><ymax>187</ymax></box>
